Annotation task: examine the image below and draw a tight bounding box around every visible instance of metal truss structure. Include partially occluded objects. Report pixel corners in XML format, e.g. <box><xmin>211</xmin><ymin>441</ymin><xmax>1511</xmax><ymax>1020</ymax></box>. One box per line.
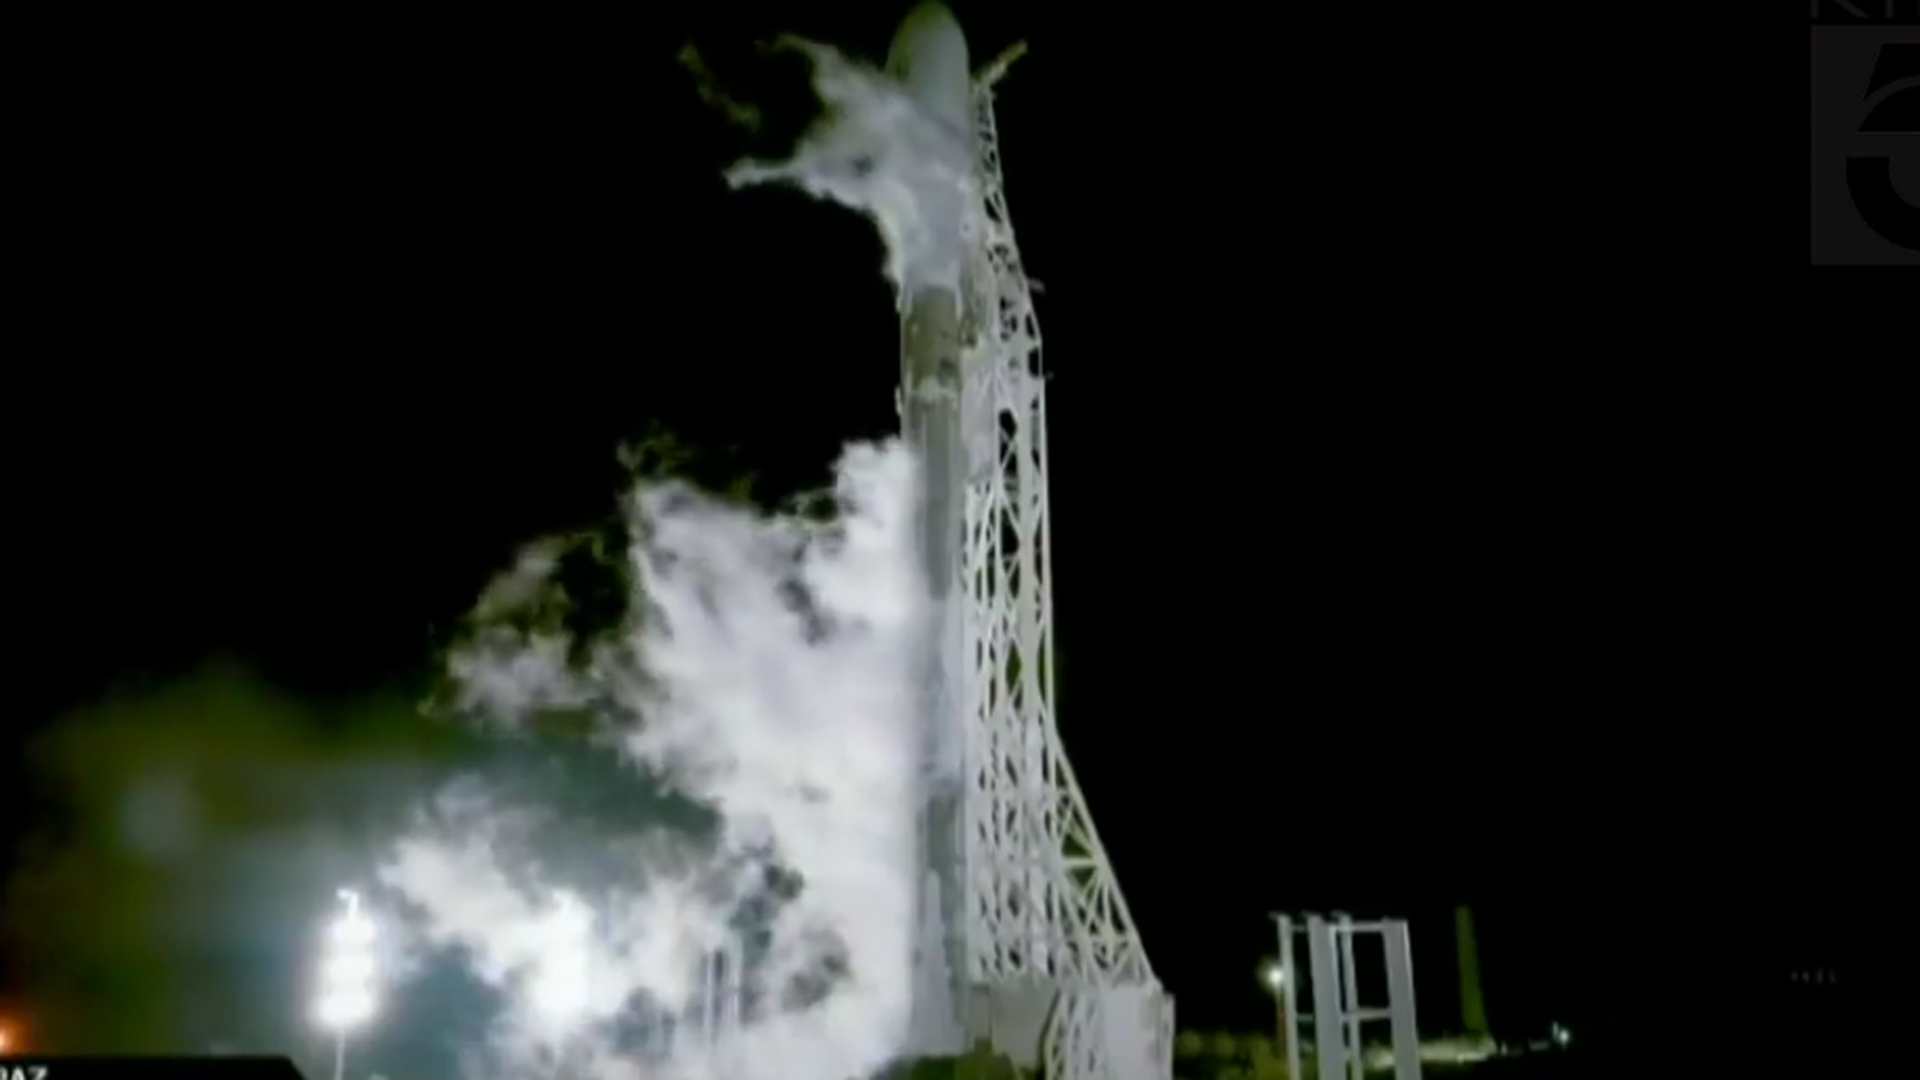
<box><xmin>1271</xmin><ymin>913</ymin><xmax>1423</xmax><ymax>1080</ymax></box>
<box><xmin>937</xmin><ymin>68</ymin><xmax>1175</xmax><ymax>1080</ymax></box>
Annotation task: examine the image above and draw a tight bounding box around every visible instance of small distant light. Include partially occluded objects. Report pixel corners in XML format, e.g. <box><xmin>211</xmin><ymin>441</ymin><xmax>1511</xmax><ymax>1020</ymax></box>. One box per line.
<box><xmin>1550</xmin><ymin>1023</ymin><xmax>1570</xmax><ymax>1047</ymax></box>
<box><xmin>1257</xmin><ymin>961</ymin><xmax>1285</xmax><ymax>990</ymax></box>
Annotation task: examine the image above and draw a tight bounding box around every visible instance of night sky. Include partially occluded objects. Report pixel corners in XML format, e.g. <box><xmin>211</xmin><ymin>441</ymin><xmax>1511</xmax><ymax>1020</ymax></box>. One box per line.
<box><xmin>4</xmin><ymin>0</ymin><xmax>1910</xmax><ymax>1066</ymax></box>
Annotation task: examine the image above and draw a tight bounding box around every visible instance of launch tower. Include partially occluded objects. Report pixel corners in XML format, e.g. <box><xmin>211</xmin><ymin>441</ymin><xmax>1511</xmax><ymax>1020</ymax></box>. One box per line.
<box><xmin>889</xmin><ymin>6</ymin><xmax>1174</xmax><ymax>1078</ymax></box>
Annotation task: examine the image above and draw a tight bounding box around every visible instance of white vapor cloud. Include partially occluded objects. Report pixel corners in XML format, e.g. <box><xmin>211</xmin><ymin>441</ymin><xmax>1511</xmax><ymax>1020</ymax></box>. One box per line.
<box><xmin>725</xmin><ymin>38</ymin><xmax>977</xmax><ymax>299</ymax></box>
<box><xmin>379</xmin><ymin>443</ymin><xmax>927</xmax><ymax>1080</ymax></box>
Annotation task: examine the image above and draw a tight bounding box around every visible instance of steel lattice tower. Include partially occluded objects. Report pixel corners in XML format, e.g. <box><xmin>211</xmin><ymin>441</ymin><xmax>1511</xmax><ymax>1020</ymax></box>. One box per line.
<box><xmin>891</xmin><ymin>6</ymin><xmax>1175</xmax><ymax>1077</ymax></box>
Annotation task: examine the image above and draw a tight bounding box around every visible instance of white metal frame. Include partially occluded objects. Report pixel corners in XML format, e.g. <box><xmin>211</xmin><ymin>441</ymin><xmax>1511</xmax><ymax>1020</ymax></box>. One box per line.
<box><xmin>1272</xmin><ymin>913</ymin><xmax>1422</xmax><ymax>1080</ymax></box>
<box><xmin>943</xmin><ymin>73</ymin><xmax>1173</xmax><ymax>1080</ymax></box>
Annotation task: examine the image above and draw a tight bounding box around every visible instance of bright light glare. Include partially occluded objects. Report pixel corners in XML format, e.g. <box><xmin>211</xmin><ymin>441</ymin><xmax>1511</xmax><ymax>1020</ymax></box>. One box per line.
<box><xmin>329</xmin><ymin>916</ymin><xmax>376</xmax><ymax>949</ymax></box>
<box><xmin>527</xmin><ymin>893</ymin><xmax>594</xmax><ymax>1025</ymax></box>
<box><xmin>528</xmin><ymin>966</ymin><xmax>589</xmax><ymax>1025</ymax></box>
<box><xmin>315</xmin><ymin>888</ymin><xmax>380</xmax><ymax>1033</ymax></box>
<box><xmin>321</xmin><ymin>953</ymin><xmax>377</xmax><ymax>986</ymax></box>
<box><xmin>1258</xmin><ymin>960</ymin><xmax>1285</xmax><ymax>990</ymax></box>
<box><xmin>315</xmin><ymin>988</ymin><xmax>377</xmax><ymax>1030</ymax></box>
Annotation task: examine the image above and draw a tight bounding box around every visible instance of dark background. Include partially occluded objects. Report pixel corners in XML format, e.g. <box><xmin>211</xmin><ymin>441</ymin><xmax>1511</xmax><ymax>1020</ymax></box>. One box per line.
<box><xmin>3</xmin><ymin>0</ymin><xmax>1910</xmax><ymax>1066</ymax></box>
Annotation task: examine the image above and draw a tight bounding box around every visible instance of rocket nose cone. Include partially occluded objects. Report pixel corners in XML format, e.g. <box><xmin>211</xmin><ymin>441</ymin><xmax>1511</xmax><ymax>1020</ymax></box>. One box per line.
<box><xmin>890</xmin><ymin>3</ymin><xmax>966</xmax><ymax>65</ymax></box>
<box><xmin>887</xmin><ymin>3</ymin><xmax>972</xmax><ymax>129</ymax></box>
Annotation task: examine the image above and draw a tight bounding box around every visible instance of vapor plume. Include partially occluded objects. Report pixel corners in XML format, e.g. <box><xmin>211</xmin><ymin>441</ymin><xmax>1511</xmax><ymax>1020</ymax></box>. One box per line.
<box><xmin>377</xmin><ymin>440</ymin><xmax>926</xmax><ymax>1080</ymax></box>
<box><xmin>720</xmin><ymin>37</ymin><xmax>978</xmax><ymax>299</ymax></box>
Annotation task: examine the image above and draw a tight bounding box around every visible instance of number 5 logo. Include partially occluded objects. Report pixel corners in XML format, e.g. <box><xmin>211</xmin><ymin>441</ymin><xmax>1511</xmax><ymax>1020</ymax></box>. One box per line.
<box><xmin>1846</xmin><ymin>42</ymin><xmax>1920</xmax><ymax>251</ymax></box>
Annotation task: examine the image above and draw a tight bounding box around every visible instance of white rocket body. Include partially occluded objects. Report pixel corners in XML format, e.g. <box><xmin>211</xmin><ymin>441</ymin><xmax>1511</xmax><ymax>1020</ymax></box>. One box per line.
<box><xmin>887</xmin><ymin>1</ymin><xmax>975</xmax><ymax>1059</ymax></box>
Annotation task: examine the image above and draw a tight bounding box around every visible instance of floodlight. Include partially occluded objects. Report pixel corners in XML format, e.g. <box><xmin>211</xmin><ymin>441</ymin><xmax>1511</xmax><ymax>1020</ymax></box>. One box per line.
<box><xmin>314</xmin><ymin>887</ymin><xmax>382</xmax><ymax>1080</ymax></box>
<box><xmin>1258</xmin><ymin>959</ymin><xmax>1285</xmax><ymax>991</ymax></box>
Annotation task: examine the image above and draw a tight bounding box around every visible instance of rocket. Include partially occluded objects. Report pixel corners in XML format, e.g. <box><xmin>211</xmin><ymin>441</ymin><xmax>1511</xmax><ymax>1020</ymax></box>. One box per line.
<box><xmin>887</xmin><ymin>0</ymin><xmax>976</xmax><ymax>1058</ymax></box>
<box><xmin>888</xmin><ymin>2</ymin><xmax>973</xmax><ymax>607</ymax></box>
